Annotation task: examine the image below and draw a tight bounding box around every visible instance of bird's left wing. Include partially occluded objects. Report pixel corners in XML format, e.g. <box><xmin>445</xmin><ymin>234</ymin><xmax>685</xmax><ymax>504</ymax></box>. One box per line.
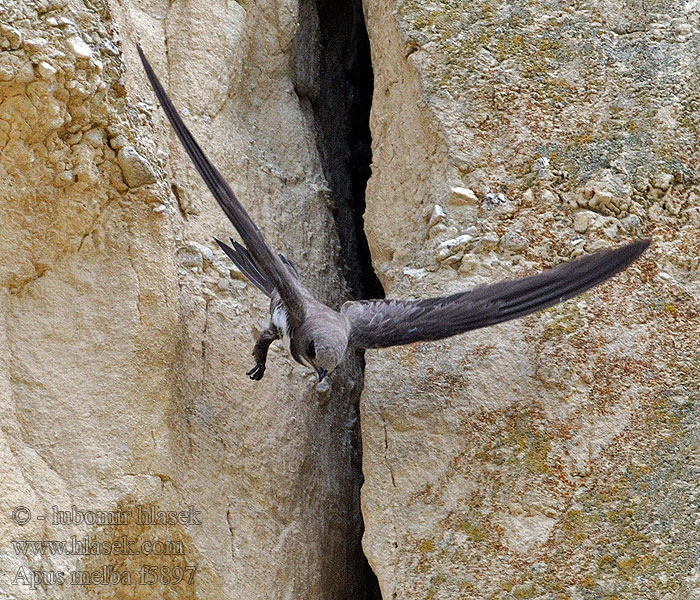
<box><xmin>137</xmin><ymin>45</ymin><xmax>306</xmax><ymax>323</ymax></box>
<box><xmin>342</xmin><ymin>239</ymin><xmax>649</xmax><ymax>349</ymax></box>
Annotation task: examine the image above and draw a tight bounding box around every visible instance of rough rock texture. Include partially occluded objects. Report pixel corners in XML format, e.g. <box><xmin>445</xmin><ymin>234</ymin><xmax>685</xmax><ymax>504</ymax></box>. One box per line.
<box><xmin>4</xmin><ymin>0</ymin><xmax>700</xmax><ymax>598</ymax></box>
<box><xmin>361</xmin><ymin>1</ymin><xmax>700</xmax><ymax>598</ymax></box>
<box><xmin>1</xmin><ymin>1</ymin><xmax>372</xmax><ymax>598</ymax></box>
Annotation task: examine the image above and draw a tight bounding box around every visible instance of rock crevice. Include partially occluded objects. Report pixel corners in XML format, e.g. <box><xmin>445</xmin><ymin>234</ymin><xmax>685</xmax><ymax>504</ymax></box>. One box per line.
<box><xmin>295</xmin><ymin>0</ymin><xmax>384</xmax><ymax>302</ymax></box>
<box><xmin>295</xmin><ymin>1</ymin><xmax>383</xmax><ymax>598</ymax></box>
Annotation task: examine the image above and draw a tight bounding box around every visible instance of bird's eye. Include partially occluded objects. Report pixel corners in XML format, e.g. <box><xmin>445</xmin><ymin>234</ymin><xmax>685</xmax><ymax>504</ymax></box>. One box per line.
<box><xmin>307</xmin><ymin>341</ymin><xmax>316</xmax><ymax>359</ymax></box>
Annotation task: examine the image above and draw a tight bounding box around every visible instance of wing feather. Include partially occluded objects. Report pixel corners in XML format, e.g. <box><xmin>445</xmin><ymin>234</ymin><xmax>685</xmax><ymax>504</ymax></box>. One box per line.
<box><xmin>342</xmin><ymin>240</ymin><xmax>649</xmax><ymax>349</ymax></box>
<box><xmin>214</xmin><ymin>238</ymin><xmax>274</xmax><ymax>296</ymax></box>
<box><xmin>138</xmin><ymin>45</ymin><xmax>305</xmax><ymax>322</ymax></box>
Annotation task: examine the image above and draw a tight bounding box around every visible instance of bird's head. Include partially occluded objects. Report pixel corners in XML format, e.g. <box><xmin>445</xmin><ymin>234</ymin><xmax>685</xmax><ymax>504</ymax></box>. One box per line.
<box><xmin>301</xmin><ymin>331</ymin><xmax>347</xmax><ymax>382</ymax></box>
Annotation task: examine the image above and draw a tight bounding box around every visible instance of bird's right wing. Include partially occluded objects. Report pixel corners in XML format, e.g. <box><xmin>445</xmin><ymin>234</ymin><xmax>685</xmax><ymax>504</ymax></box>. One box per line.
<box><xmin>138</xmin><ymin>45</ymin><xmax>306</xmax><ymax>322</ymax></box>
<box><xmin>342</xmin><ymin>239</ymin><xmax>649</xmax><ymax>349</ymax></box>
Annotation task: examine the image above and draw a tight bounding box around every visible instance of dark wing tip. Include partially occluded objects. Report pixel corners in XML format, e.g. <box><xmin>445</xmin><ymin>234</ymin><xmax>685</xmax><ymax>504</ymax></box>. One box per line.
<box><xmin>623</xmin><ymin>238</ymin><xmax>651</xmax><ymax>259</ymax></box>
<box><xmin>136</xmin><ymin>44</ymin><xmax>149</xmax><ymax>71</ymax></box>
<box><xmin>136</xmin><ymin>44</ymin><xmax>150</xmax><ymax>64</ymax></box>
<box><xmin>601</xmin><ymin>237</ymin><xmax>650</xmax><ymax>273</ymax></box>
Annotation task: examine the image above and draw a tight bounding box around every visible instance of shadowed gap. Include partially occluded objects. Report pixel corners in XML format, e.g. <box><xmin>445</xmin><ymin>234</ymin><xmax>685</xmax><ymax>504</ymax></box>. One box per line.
<box><xmin>295</xmin><ymin>0</ymin><xmax>384</xmax><ymax>598</ymax></box>
<box><xmin>296</xmin><ymin>0</ymin><xmax>385</xmax><ymax>302</ymax></box>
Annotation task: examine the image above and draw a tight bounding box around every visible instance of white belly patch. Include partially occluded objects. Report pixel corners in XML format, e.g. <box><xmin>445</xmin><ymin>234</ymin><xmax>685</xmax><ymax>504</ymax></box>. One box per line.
<box><xmin>272</xmin><ymin>306</ymin><xmax>291</xmax><ymax>352</ymax></box>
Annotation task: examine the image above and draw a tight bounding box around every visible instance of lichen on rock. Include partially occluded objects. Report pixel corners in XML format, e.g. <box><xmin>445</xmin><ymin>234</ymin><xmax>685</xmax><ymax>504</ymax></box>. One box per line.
<box><xmin>361</xmin><ymin>1</ymin><xmax>700</xmax><ymax>598</ymax></box>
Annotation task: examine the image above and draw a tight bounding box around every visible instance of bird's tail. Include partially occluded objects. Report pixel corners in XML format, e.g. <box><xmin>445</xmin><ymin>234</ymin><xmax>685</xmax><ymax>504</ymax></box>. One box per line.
<box><xmin>215</xmin><ymin>238</ymin><xmax>274</xmax><ymax>296</ymax></box>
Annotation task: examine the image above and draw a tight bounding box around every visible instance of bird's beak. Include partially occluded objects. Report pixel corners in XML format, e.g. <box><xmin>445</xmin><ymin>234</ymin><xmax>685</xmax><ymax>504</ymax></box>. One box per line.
<box><xmin>317</xmin><ymin>368</ymin><xmax>328</xmax><ymax>382</ymax></box>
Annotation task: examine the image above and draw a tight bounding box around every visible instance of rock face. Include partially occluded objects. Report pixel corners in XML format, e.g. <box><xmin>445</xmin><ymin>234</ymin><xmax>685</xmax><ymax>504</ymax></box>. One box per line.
<box><xmin>2</xmin><ymin>0</ymin><xmax>699</xmax><ymax>599</ymax></box>
<box><xmin>361</xmin><ymin>1</ymin><xmax>700</xmax><ymax>599</ymax></box>
<box><xmin>1</xmin><ymin>1</ymin><xmax>374</xmax><ymax>598</ymax></box>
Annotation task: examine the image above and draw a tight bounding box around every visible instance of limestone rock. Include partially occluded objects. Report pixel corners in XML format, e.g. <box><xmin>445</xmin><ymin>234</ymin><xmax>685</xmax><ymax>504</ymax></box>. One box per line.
<box><xmin>116</xmin><ymin>146</ymin><xmax>156</xmax><ymax>188</ymax></box>
<box><xmin>362</xmin><ymin>1</ymin><xmax>700</xmax><ymax>598</ymax></box>
<box><xmin>1</xmin><ymin>2</ymin><xmax>369</xmax><ymax>599</ymax></box>
<box><xmin>448</xmin><ymin>186</ymin><xmax>479</xmax><ymax>206</ymax></box>
<box><xmin>3</xmin><ymin>0</ymin><xmax>699</xmax><ymax>598</ymax></box>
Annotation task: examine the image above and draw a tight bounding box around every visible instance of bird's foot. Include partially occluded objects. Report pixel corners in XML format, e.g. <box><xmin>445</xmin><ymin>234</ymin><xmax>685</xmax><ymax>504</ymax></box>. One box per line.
<box><xmin>246</xmin><ymin>363</ymin><xmax>266</xmax><ymax>381</ymax></box>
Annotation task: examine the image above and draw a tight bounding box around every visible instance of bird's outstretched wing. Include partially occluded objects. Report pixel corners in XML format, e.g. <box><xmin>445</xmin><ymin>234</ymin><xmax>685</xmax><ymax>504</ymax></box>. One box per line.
<box><xmin>137</xmin><ymin>45</ymin><xmax>305</xmax><ymax>322</ymax></box>
<box><xmin>342</xmin><ymin>239</ymin><xmax>649</xmax><ymax>349</ymax></box>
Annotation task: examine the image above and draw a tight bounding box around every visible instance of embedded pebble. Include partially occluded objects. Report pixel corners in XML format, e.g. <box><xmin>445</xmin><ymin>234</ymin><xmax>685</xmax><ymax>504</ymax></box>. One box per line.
<box><xmin>117</xmin><ymin>146</ymin><xmax>156</xmax><ymax>188</ymax></box>
<box><xmin>84</xmin><ymin>127</ymin><xmax>106</xmax><ymax>147</ymax></box>
<box><xmin>573</xmin><ymin>211</ymin><xmax>592</xmax><ymax>233</ymax></box>
<box><xmin>67</xmin><ymin>35</ymin><xmax>92</xmax><ymax>59</ymax></box>
<box><xmin>427</xmin><ymin>223</ymin><xmax>448</xmax><ymax>238</ymax></box>
<box><xmin>53</xmin><ymin>170</ymin><xmax>74</xmax><ymax>187</ymax></box>
<box><xmin>501</xmin><ymin>230</ymin><xmax>528</xmax><ymax>251</ymax></box>
<box><xmin>190</xmin><ymin>242</ymin><xmax>214</xmax><ymax>264</ymax></box>
<box><xmin>652</xmin><ymin>172</ymin><xmax>674</xmax><ymax>191</ymax></box>
<box><xmin>532</xmin><ymin>156</ymin><xmax>550</xmax><ymax>177</ymax></box>
<box><xmin>484</xmin><ymin>192</ymin><xmax>507</xmax><ymax>209</ymax></box>
<box><xmin>25</xmin><ymin>37</ymin><xmax>48</xmax><ymax>51</ymax></box>
<box><xmin>440</xmin><ymin>252</ymin><xmax>464</xmax><ymax>266</ymax></box>
<box><xmin>56</xmin><ymin>16</ymin><xmax>76</xmax><ymax>27</ymax></box>
<box><xmin>437</xmin><ymin>234</ymin><xmax>472</xmax><ymax>262</ymax></box>
<box><xmin>533</xmin><ymin>157</ymin><xmax>549</xmax><ymax>171</ymax></box>
<box><xmin>217</xmin><ymin>278</ymin><xmax>247</xmax><ymax>293</ymax></box>
<box><xmin>109</xmin><ymin>135</ymin><xmax>127</xmax><ymax>151</ymax></box>
<box><xmin>590</xmin><ymin>188</ymin><xmax>617</xmax><ymax>211</ymax></box>
<box><xmin>37</xmin><ymin>60</ymin><xmax>57</xmax><ymax>79</ymax></box>
<box><xmin>428</xmin><ymin>204</ymin><xmax>445</xmax><ymax>228</ymax></box>
<box><xmin>584</xmin><ymin>187</ymin><xmax>629</xmax><ymax>216</ymax></box>
<box><xmin>0</xmin><ymin>24</ymin><xmax>22</xmax><ymax>50</ymax></box>
<box><xmin>603</xmin><ymin>222</ymin><xmax>619</xmax><ymax>240</ymax></box>
<box><xmin>403</xmin><ymin>267</ymin><xmax>429</xmax><ymax>280</ymax></box>
<box><xmin>540</xmin><ymin>189</ymin><xmax>557</xmax><ymax>205</ymax></box>
<box><xmin>577</xmin><ymin>176</ymin><xmax>631</xmax><ymax>216</ymax></box>
<box><xmin>620</xmin><ymin>214</ymin><xmax>642</xmax><ymax>232</ymax></box>
<box><xmin>16</xmin><ymin>60</ymin><xmax>35</xmax><ymax>83</ymax></box>
<box><xmin>449</xmin><ymin>186</ymin><xmax>479</xmax><ymax>206</ymax></box>
<box><xmin>66</xmin><ymin>132</ymin><xmax>82</xmax><ymax>146</ymax></box>
<box><xmin>178</xmin><ymin>242</ymin><xmax>218</xmax><ymax>271</ymax></box>
<box><xmin>104</xmin><ymin>40</ymin><xmax>120</xmax><ymax>56</ymax></box>
<box><xmin>611</xmin><ymin>159</ymin><xmax>628</xmax><ymax>176</ymax></box>
<box><xmin>673</xmin><ymin>22</ymin><xmax>692</xmax><ymax>42</ymax></box>
<box><xmin>178</xmin><ymin>244</ymin><xmax>203</xmax><ymax>270</ymax></box>
<box><xmin>663</xmin><ymin>194</ymin><xmax>684</xmax><ymax>215</ymax></box>
<box><xmin>0</xmin><ymin>55</ymin><xmax>23</xmax><ymax>81</ymax></box>
<box><xmin>458</xmin><ymin>255</ymin><xmax>479</xmax><ymax>274</ymax></box>
<box><xmin>213</xmin><ymin>258</ymin><xmax>244</xmax><ymax>280</ymax></box>
<box><xmin>483</xmin><ymin>192</ymin><xmax>515</xmax><ymax>216</ymax></box>
<box><xmin>473</xmin><ymin>233</ymin><xmax>500</xmax><ymax>254</ymax></box>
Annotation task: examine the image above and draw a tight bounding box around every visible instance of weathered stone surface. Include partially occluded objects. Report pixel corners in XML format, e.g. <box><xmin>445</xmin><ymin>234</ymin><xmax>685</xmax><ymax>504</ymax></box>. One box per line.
<box><xmin>4</xmin><ymin>0</ymin><xmax>700</xmax><ymax>598</ymax></box>
<box><xmin>1</xmin><ymin>1</ymin><xmax>369</xmax><ymax>598</ymax></box>
<box><xmin>362</xmin><ymin>1</ymin><xmax>700</xmax><ymax>598</ymax></box>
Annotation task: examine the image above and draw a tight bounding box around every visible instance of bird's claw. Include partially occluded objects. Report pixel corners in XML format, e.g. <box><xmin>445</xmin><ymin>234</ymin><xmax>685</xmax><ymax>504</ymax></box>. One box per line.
<box><xmin>247</xmin><ymin>363</ymin><xmax>265</xmax><ymax>381</ymax></box>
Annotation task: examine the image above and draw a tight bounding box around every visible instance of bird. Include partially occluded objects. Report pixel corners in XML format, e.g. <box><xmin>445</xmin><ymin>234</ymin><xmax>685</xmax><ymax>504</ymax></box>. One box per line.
<box><xmin>137</xmin><ymin>45</ymin><xmax>650</xmax><ymax>384</ymax></box>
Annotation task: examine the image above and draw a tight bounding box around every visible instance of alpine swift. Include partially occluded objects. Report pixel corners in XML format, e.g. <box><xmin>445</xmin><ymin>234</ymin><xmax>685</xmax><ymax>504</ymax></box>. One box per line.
<box><xmin>137</xmin><ymin>46</ymin><xmax>650</xmax><ymax>384</ymax></box>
